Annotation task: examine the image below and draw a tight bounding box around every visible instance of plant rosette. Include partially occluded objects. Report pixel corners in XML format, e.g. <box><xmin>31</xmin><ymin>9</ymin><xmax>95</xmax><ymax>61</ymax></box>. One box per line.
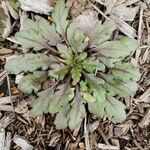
<box><xmin>5</xmin><ymin>0</ymin><xmax>140</xmax><ymax>130</ymax></box>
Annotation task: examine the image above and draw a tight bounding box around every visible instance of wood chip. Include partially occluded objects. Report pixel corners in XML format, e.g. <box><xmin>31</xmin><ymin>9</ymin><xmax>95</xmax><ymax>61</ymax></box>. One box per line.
<box><xmin>88</xmin><ymin>121</ymin><xmax>99</xmax><ymax>133</ymax></box>
<box><xmin>97</xmin><ymin>143</ymin><xmax>119</xmax><ymax>150</ymax></box>
<box><xmin>0</xmin><ymin>115</ymin><xmax>14</xmax><ymax>129</ymax></box>
<box><xmin>0</xmin><ymin>129</ymin><xmax>11</xmax><ymax>150</ymax></box>
<box><xmin>110</xmin><ymin>14</ymin><xmax>137</xmax><ymax>38</ymax></box>
<box><xmin>139</xmin><ymin>87</ymin><xmax>150</xmax><ymax>102</ymax></box>
<box><xmin>112</xmin><ymin>4</ymin><xmax>139</xmax><ymax>21</ymax></box>
<box><xmin>0</xmin><ymin>48</ymin><xmax>12</xmax><ymax>55</ymax></box>
<box><xmin>139</xmin><ymin>108</ymin><xmax>150</xmax><ymax>128</ymax></box>
<box><xmin>13</xmin><ymin>134</ymin><xmax>33</xmax><ymax>150</ymax></box>
<box><xmin>19</xmin><ymin>0</ymin><xmax>53</xmax><ymax>15</ymax></box>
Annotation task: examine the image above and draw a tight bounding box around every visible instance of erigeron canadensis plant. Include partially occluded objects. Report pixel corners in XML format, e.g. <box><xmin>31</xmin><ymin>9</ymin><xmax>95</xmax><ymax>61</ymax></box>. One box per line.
<box><xmin>5</xmin><ymin>0</ymin><xmax>140</xmax><ymax>129</ymax></box>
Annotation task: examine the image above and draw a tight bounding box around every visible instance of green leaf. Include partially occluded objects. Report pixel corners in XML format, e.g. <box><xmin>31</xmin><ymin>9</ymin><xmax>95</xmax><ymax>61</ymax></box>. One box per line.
<box><xmin>88</xmin><ymin>101</ymin><xmax>105</xmax><ymax>117</ymax></box>
<box><xmin>88</xmin><ymin>85</ymin><xmax>106</xmax><ymax>117</ymax></box>
<box><xmin>83</xmin><ymin>57</ymin><xmax>105</xmax><ymax>73</ymax></box>
<box><xmin>68</xmin><ymin>102</ymin><xmax>86</xmax><ymax>130</ymax></box>
<box><xmin>18</xmin><ymin>71</ymin><xmax>47</xmax><ymax>94</ymax></box>
<box><xmin>87</xmin><ymin>78</ymin><xmax>106</xmax><ymax>117</ymax></box>
<box><xmin>57</xmin><ymin>43</ymin><xmax>73</xmax><ymax>61</ymax></box>
<box><xmin>77</xmin><ymin>52</ymin><xmax>87</xmax><ymax>62</ymax></box>
<box><xmin>99</xmin><ymin>57</ymin><xmax>123</xmax><ymax>68</ymax></box>
<box><xmin>71</xmin><ymin>67</ymin><xmax>82</xmax><ymax>85</ymax></box>
<box><xmin>8</xmin><ymin>0</ymin><xmax>20</xmax><ymax>11</ymax></box>
<box><xmin>96</xmin><ymin>37</ymin><xmax>138</xmax><ymax>58</ymax></box>
<box><xmin>104</xmin><ymin>95</ymin><xmax>126</xmax><ymax>122</ymax></box>
<box><xmin>67</xmin><ymin>23</ymin><xmax>88</xmax><ymax>52</ymax></box>
<box><xmin>102</xmin><ymin>75</ymin><xmax>138</xmax><ymax>97</ymax></box>
<box><xmin>30</xmin><ymin>88</ymin><xmax>54</xmax><ymax>117</ymax></box>
<box><xmin>112</xmin><ymin>62</ymin><xmax>141</xmax><ymax>82</ymax></box>
<box><xmin>54</xmin><ymin>104</ymin><xmax>70</xmax><ymax>129</ymax></box>
<box><xmin>85</xmin><ymin>74</ymin><xmax>105</xmax><ymax>86</ymax></box>
<box><xmin>30</xmin><ymin>99</ymin><xmax>44</xmax><ymax>117</ymax></box>
<box><xmin>52</xmin><ymin>0</ymin><xmax>69</xmax><ymax>36</ymax></box>
<box><xmin>48</xmin><ymin>87</ymin><xmax>75</xmax><ymax>114</ymax></box>
<box><xmin>90</xmin><ymin>20</ymin><xmax>117</xmax><ymax>47</ymax></box>
<box><xmin>48</xmin><ymin>64</ymin><xmax>68</xmax><ymax>80</ymax></box>
<box><xmin>80</xmin><ymin>81</ymin><xmax>88</xmax><ymax>92</ymax></box>
<box><xmin>83</xmin><ymin>92</ymin><xmax>96</xmax><ymax>103</ymax></box>
<box><xmin>37</xmin><ymin>18</ymin><xmax>61</xmax><ymax>45</ymax></box>
<box><xmin>13</xmin><ymin>18</ymin><xmax>60</xmax><ymax>50</ymax></box>
<box><xmin>5</xmin><ymin>53</ymin><xmax>51</xmax><ymax>74</ymax></box>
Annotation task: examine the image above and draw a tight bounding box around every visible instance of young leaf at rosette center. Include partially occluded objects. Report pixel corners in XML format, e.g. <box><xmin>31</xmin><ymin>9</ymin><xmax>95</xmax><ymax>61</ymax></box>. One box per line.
<box><xmin>104</xmin><ymin>95</ymin><xmax>126</xmax><ymax>122</ymax></box>
<box><xmin>89</xmin><ymin>20</ymin><xmax>117</xmax><ymax>47</ymax></box>
<box><xmin>82</xmin><ymin>92</ymin><xmax>96</xmax><ymax>103</ymax></box>
<box><xmin>71</xmin><ymin>67</ymin><xmax>82</xmax><ymax>85</ymax></box>
<box><xmin>52</xmin><ymin>0</ymin><xmax>69</xmax><ymax>36</ymax></box>
<box><xmin>57</xmin><ymin>43</ymin><xmax>73</xmax><ymax>61</ymax></box>
<box><xmin>67</xmin><ymin>102</ymin><xmax>86</xmax><ymax>130</ymax></box>
<box><xmin>67</xmin><ymin>22</ymin><xmax>88</xmax><ymax>52</ymax></box>
<box><xmin>18</xmin><ymin>71</ymin><xmax>47</xmax><ymax>94</ymax></box>
<box><xmin>96</xmin><ymin>37</ymin><xmax>138</xmax><ymax>58</ymax></box>
<box><xmin>48</xmin><ymin>63</ymin><xmax>69</xmax><ymax>80</ymax></box>
<box><xmin>5</xmin><ymin>53</ymin><xmax>52</xmax><ymax>74</ymax></box>
<box><xmin>82</xmin><ymin>57</ymin><xmax>105</xmax><ymax>73</ymax></box>
<box><xmin>112</xmin><ymin>62</ymin><xmax>141</xmax><ymax>82</ymax></box>
<box><xmin>54</xmin><ymin>104</ymin><xmax>70</xmax><ymax>130</ymax></box>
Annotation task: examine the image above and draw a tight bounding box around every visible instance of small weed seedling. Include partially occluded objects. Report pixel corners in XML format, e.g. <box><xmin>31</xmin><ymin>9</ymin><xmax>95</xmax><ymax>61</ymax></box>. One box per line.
<box><xmin>5</xmin><ymin>0</ymin><xmax>140</xmax><ymax>129</ymax></box>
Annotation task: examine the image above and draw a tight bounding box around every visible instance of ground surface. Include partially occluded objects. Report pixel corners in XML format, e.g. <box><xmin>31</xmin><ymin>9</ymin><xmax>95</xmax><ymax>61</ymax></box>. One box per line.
<box><xmin>0</xmin><ymin>0</ymin><xmax>150</xmax><ymax>150</ymax></box>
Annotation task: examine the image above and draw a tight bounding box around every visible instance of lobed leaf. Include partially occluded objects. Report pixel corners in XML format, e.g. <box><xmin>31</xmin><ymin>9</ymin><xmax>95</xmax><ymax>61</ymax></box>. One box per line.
<box><xmin>30</xmin><ymin>88</ymin><xmax>54</xmax><ymax>117</ymax></box>
<box><xmin>71</xmin><ymin>67</ymin><xmax>82</xmax><ymax>85</ymax></box>
<box><xmin>83</xmin><ymin>57</ymin><xmax>105</xmax><ymax>73</ymax></box>
<box><xmin>48</xmin><ymin>87</ymin><xmax>75</xmax><ymax>114</ymax></box>
<box><xmin>90</xmin><ymin>20</ymin><xmax>117</xmax><ymax>47</ymax></box>
<box><xmin>54</xmin><ymin>104</ymin><xmax>70</xmax><ymax>129</ymax></box>
<box><xmin>13</xmin><ymin>18</ymin><xmax>60</xmax><ymax>50</ymax></box>
<box><xmin>68</xmin><ymin>102</ymin><xmax>86</xmax><ymax>130</ymax></box>
<box><xmin>67</xmin><ymin>23</ymin><xmax>88</xmax><ymax>52</ymax></box>
<box><xmin>18</xmin><ymin>71</ymin><xmax>47</xmax><ymax>94</ymax></box>
<box><xmin>112</xmin><ymin>62</ymin><xmax>141</xmax><ymax>82</ymax></box>
<box><xmin>104</xmin><ymin>95</ymin><xmax>126</xmax><ymax>122</ymax></box>
<box><xmin>57</xmin><ymin>43</ymin><xmax>73</xmax><ymax>61</ymax></box>
<box><xmin>48</xmin><ymin>64</ymin><xmax>69</xmax><ymax>80</ymax></box>
<box><xmin>5</xmin><ymin>53</ymin><xmax>51</xmax><ymax>74</ymax></box>
<box><xmin>82</xmin><ymin>92</ymin><xmax>96</xmax><ymax>103</ymax></box>
<box><xmin>102</xmin><ymin>75</ymin><xmax>138</xmax><ymax>97</ymax></box>
<box><xmin>96</xmin><ymin>37</ymin><xmax>138</xmax><ymax>58</ymax></box>
<box><xmin>52</xmin><ymin>0</ymin><xmax>69</xmax><ymax>36</ymax></box>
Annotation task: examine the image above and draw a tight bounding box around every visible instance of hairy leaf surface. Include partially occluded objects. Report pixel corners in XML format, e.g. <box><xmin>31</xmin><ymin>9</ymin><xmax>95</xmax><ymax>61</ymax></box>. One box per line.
<box><xmin>90</xmin><ymin>20</ymin><xmax>117</xmax><ymax>47</ymax></box>
<box><xmin>104</xmin><ymin>96</ymin><xmax>126</xmax><ymax>122</ymax></box>
<box><xmin>112</xmin><ymin>62</ymin><xmax>141</xmax><ymax>81</ymax></box>
<box><xmin>5</xmin><ymin>53</ymin><xmax>51</xmax><ymax>74</ymax></box>
<box><xmin>52</xmin><ymin>0</ymin><xmax>69</xmax><ymax>36</ymax></box>
<box><xmin>68</xmin><ymin>102</ymin><xmax>86</xmax><ymax>130</ymax></box>
<box><xmin>67</xmin><ymin>23</ymin><xmax>88</xmax><ymax>52</ymax></box>
<box><xmin>13</xmin><ymin>18</ymin><xmax>60</xmax><ymax>50</ymax></box>
<box><xmin>18</xmin><ymin>71</ymin><xmax>47</xmax><ymax>94</ymax></box>
<box><xmin>96</xmin><ymin>37</ymin><xmax>138</xmax><ymax>58</ymax></box>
